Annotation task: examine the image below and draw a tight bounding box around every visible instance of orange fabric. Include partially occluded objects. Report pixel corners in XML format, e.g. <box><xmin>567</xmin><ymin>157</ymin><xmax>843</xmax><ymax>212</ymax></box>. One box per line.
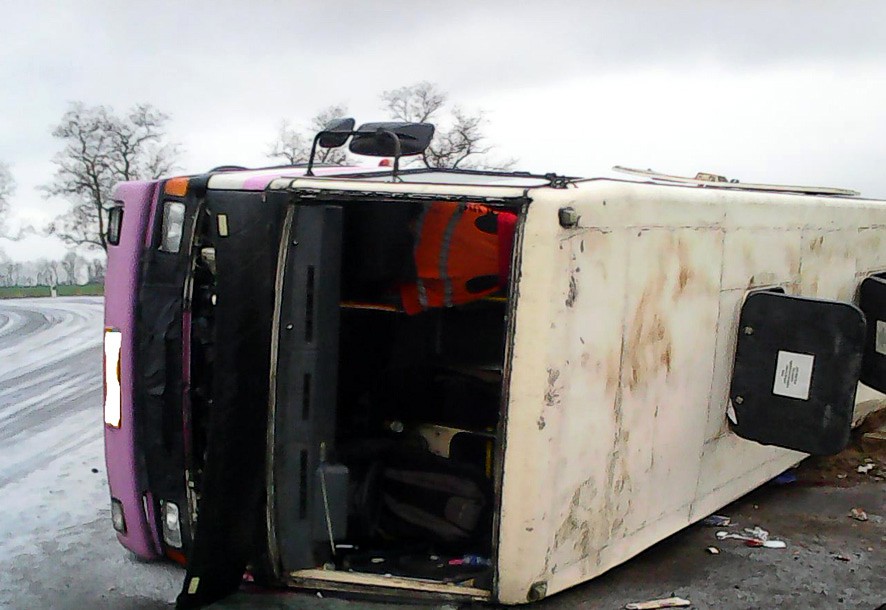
<box><xmin>401</xmin><ymin>202</ymin><xmax>503</xmax><ymax>314</ymax></box>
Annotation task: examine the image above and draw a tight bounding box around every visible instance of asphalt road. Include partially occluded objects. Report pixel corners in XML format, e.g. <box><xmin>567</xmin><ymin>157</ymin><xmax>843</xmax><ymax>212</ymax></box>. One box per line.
<box><xmin>0</xmin><ymin>297</ymin><xmax>882</xmax><ymax>610</ymax></box>
<box><xmin>0</xmin><ymin>298</ymin><xmax>180</xmax><ymax>609</ymax></box>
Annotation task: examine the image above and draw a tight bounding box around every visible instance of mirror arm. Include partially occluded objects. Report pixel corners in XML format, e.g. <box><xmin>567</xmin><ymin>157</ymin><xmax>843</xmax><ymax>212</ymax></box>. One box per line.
<box><xmin>377</xmin><ymin>129</ymin><xmax>402</xmax><ymax>182</ymax></box>
<box><xmin>305</xmin><ymin>131</ymin><xmax>325</xmax><ymax>177</ymax></box>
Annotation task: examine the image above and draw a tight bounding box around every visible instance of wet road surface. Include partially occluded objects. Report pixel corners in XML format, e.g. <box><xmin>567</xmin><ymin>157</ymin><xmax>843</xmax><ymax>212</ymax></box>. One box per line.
<box><xmin>0</xmin><ymin>298</ymin><xmax>180</xmax><ymax>609</ymax></box>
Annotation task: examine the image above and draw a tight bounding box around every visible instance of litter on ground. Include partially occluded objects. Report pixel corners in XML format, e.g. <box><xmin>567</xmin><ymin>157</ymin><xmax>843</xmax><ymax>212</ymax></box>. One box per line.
<box><xmin>701</xmin><ymin>514</ymin><xmax>731</xmax><ymax>527</ymax></box>
<box><xmin>625</xmin><ymin>597</ymin><xmax>692</xmax><ymax>609</ymax></box>
<box><xmin>849</xmin><ymin>508</ymin><xmax>868</xmax><ymax>521</ymax></box>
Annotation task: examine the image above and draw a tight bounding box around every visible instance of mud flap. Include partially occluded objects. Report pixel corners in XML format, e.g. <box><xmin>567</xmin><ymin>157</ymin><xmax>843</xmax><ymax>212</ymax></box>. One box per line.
<box><xmin>859</xmin><ymin>273</ymin><xmax>886</xmax><ymax>393</ymax></box>
<box><xmin>728</xmin><ymin>290</ymin><xmax>865</xmax><ymax>455</ymax></box>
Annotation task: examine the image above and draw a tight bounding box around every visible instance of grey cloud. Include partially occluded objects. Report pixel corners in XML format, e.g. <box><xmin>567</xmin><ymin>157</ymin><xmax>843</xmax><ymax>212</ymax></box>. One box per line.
<box><xmin>2</xmin><ymin>0</ymin><xmax>886</xmax><ymax>260</ymax></box>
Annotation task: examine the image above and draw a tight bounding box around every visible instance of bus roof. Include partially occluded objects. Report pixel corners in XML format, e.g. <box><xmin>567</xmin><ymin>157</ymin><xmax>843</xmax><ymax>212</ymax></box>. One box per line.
<box><xmin>175</xmin><ymin>163</ymin><xmax>870</xmax><ymax>200</ymax></box>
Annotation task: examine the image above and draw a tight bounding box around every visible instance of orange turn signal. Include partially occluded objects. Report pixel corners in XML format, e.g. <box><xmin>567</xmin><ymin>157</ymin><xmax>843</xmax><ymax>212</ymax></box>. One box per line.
<box><xmin>164</xmin><ymin>177</ymin><xmax>189</xmax><ymax>197</ymax></box>
<box><xmin>165</xmin><ymin>548</ymin><xmax>188</xmax><ymax>566</ymax></box>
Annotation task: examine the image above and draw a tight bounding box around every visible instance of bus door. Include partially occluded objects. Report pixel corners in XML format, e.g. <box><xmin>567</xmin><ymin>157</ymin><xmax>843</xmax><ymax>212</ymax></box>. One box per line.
<box><xmin>268</xmin><ymin>200</ymin><xmax>343</xmax><ymax>575</ymax></box>
<box><xmin>175</xmin><ymin>190</ymin><xmax>291</xmax><ymax>608</ymax></box>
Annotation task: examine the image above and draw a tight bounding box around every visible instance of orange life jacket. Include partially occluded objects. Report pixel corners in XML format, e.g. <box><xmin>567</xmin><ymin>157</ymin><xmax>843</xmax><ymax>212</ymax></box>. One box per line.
<box><xmin>400</xmin><ymin>202</ymin><xmax>511</xmax><ymax>315</ymax></box>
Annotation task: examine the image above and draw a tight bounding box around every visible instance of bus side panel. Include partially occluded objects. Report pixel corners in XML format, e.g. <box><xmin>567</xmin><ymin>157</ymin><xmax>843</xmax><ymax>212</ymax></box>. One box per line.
<box><xmin>495</xmin><ymin>182</ymin><xmax>886</xmax><ymax>604</ymax></box>
<box><xmin>104</xmin><ymin>180</ymin><xmax>163</xmax><ymax>559</ymax></box>
<box><xmin>497</xmin><ymin>207</ymin><xmax>726</xmax><ymax>603</ymax></box>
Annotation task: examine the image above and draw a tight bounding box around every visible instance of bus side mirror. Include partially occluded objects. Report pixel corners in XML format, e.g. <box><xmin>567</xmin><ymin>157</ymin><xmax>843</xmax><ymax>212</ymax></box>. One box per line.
<box><xmin>305</xmin><ymin>118</ymin><xmax>356</xmax><ymax>176</ymax></box>
<box><xmin>349</xmin><ymin>122</ymin><xmax>435</xmax><ymax>157</ymax></box>
<box><xmin>317</xmin><ymin>118</ymin><xmax>356</xmax><ymax>149</ymax></box>
<box><xmin>107</xmin><ymin>205</ymin><xmax>123</xmax><ymax>246</ymax></box>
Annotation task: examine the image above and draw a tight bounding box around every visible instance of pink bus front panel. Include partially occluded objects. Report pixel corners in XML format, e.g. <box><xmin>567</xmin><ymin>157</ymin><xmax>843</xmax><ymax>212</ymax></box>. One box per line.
<box><xmin>104</xmin><ymin>180</ymin><xmax>163</xmax><ymax>559</ymax></box>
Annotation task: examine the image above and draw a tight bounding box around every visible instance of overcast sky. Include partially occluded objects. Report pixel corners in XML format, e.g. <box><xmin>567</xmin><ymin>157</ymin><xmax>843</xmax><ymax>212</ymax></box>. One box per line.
<box><xmin>2</xmin><ymin>1</ymin><xmax>885</xmax><ymax>260</ymax></box>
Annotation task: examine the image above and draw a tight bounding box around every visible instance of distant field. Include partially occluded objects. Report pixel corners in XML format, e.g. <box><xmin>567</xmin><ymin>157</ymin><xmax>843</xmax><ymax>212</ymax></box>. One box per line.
<box><xmin>0</xmin><ymin>284</ymin><xmax>104</xmax><ymax>299</ymax></box>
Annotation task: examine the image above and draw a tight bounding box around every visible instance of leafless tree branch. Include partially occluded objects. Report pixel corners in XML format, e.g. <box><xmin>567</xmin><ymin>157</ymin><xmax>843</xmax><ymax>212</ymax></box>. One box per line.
<box><xmin>268</xmin><ymin>105</ymin><xmax>351</xmax><ymax>167</ymax></box>
<box><xmin>380</xmin><ymin>83</ymin><xmax>515</xmax><ymax>170</ymax></box>
<box><xmin>41</xmin><ymin>102</ymin><xmax>180</xmax><ymax>252</ymax></box>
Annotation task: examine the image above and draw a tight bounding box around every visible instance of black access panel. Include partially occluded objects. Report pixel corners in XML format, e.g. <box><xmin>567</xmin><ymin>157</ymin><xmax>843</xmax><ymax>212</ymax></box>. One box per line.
<box><xmin>858</xmin><ymin>273</ymin><xmax>886</xmax><ymax>393</ymax></box>
<box><xmin>176</xmin><ymin>192</ymin><xmax>288</xmax><ymax>609</ymax></box>
<box><xmin>728</xmin><ymin>290</ymin><xmax>866</xmax><ymax>455</ymax></box>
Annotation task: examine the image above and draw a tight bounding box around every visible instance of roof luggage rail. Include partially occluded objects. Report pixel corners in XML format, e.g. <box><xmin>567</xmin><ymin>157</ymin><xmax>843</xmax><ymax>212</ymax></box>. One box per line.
<box><xmin>612</xmin><ymin>166</ymin><xmax>860</xmax><ymax>197</ymax></box>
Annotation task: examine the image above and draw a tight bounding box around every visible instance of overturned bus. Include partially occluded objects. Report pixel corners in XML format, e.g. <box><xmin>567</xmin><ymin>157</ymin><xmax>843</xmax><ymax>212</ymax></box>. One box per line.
<box><xmin>103</xmin><ymin>121</ymin><xmax>886</xmax><ymax>607</ymax></box>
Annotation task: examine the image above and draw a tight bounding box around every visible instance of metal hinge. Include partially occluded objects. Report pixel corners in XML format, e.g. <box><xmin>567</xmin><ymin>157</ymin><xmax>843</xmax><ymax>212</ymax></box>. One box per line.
<box><xmin>544</xmin><ymin>173</ymin><xmax>573</xmax><ymax>189</ymax></box>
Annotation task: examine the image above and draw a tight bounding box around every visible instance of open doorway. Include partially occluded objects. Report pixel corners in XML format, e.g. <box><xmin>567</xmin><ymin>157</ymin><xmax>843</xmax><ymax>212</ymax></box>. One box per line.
<box><xmin>272</xmin><ymin>197</ymin><xmax>523</xmax><ymax>589</ymax></box>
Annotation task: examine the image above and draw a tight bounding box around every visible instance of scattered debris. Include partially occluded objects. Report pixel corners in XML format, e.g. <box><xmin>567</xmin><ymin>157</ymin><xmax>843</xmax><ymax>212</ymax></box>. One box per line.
<box><xmin>706</xmin><ymin>546</ymin><xmax>720</xmax><ymax>554</ymax></box>
<box><xmin>857</xmin><ymin>463</ymin><xmax>875</xmax><ymax>474</ymax></box>
<box><xmin>744</xmin><ymin>526</ymin><xmax>769</xmax><ymax>541</ymax></box>
<box><xmin>849</xmin><ymin>508</ymin><xmax>868</xmax><ymax>522</ymax></box>
<box><xmin>717</xmin><ymin>531</ymin><xmax>745</xmax><ymax>541</ymax></box>
<box><xmin>315</xmin><ymin>591</ymin><xmax>323</xmax><ymax>599</ymax></box>
<box><xmin>716</xmin><ymin>528</ymin><xmax>786</xmax><ymax>549</ymax></box>
<box><xmin>836</xmin><ymin>473</ymin><xmax>848</xmax><ymax>479</ymax></box>
<box><xmin>832</xmin><ymin>553</ymin><xmax>851</xmax><ymax>562</ymax></box>
<box><xmin>742</xmin><ymin>538</ymin><xmax>786</xmax><ymax>549</ymax></box>
<box><xmin>863</xmin><ymin>428</ymin><xmax>886</xmax><ymax>443</ymax></box>
<box><xmin>770</xmin><ymin>471</ymin><xmax>797</xmax><ymax>485</ymax></box>
<box><xmin>448</xmin><ymin>554</ymin><xmax>492</xmax><ymax>567</ymax></box>
<box><xmin>625</xmin><ymin>597</ymin><xmax>692</xmax><ymax>609</ymax></box>
<box><xmin>701</xmin><ymin>514</ymin><xmax>731</xmax><ymax>527</ymax></box>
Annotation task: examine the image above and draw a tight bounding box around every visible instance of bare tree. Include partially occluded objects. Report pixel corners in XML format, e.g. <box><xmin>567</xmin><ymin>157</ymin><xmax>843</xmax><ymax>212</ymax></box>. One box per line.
<box><xmin>3</xmin><ymin>261</ymin><xmax>22</xmax><ymax>286</ymax></box>
<box><xmin>35</xmin><ymin>258</ymin><xmax>60</xmax><ymax>288</ymax></box>
<box><xmin>268</xmin><ymin>104</ymin><xmax>351</xmax><ymax>166</ymax></box>
<box><xmin>42</xmin><ymin>103</ymin><xmax>180</xmax><ymax>252</ymax></box>
<box><xmin>87</xmin><ymin>258</ymin><xmax>106</xmax><ymax>284</ymax></box>
<box><xmin>381</xmin><ymin>82</ymin><xmax>515</xmax><ymax>170</ymax></box>
<box><xmin>60</xmin><ymin>251</ymin><xmax>85</xmax><ymax>285</ymax></box>
<box><xmin>0</xmin><ymin>162</ymin><xmax>14</xmax><ymax>236</ymax></box>
<box><xmin>268</xmin><ymin>120</ymin><xmax>310</xmax><ymax>165</ymax></box>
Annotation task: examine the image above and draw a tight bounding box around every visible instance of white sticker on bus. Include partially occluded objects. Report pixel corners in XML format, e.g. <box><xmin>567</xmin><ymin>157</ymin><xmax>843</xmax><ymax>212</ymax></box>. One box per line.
<box><xmin>772</xmin><ymin>350</ymin><xmax>814</xmax><ymax>401</ymax></box>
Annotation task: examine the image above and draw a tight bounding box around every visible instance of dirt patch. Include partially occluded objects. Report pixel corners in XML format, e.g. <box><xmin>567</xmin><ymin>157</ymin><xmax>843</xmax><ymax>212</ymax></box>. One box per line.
<box><xmin>796</xmin><ymin>409</ymin><xmax>886</xmax><ymax>486</ymax></box>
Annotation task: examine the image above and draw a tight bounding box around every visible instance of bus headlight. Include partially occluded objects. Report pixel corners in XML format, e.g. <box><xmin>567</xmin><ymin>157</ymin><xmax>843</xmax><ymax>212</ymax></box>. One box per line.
<box><xmin>103</xmin><ymin>329</ymin><xmax>122</xmax><ymax>427</ymax></box>
<box><xmin>111</xmin><ymin>498</ymin><xmax>127</xmax><ymax>533</ymax></box>
<box><xmin>159</xmin><ymin>200</ymin><xmax>186</xmax><ymax>253</ymax></box>
<box><xmin>160</xmin><ymin>500</ymin><xmax>183</xmax><ymax>548</ymax></box>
